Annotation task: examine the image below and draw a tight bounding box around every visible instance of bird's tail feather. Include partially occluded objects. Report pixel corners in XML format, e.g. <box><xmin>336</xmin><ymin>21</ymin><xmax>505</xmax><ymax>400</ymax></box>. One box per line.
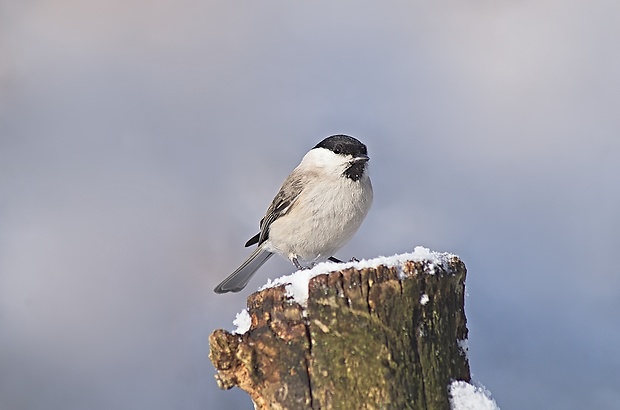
<box><xmin>213</xmin><ymin>247</ymin><xmax>273</xmax><ymax>293</ymax></box>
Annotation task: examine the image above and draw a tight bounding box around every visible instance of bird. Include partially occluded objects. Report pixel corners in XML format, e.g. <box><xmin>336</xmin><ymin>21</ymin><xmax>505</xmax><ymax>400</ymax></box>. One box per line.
<box><xmin>214</xmin><ymin>134</ymin><xmax>373</xmax><ymax>293</ymax></box>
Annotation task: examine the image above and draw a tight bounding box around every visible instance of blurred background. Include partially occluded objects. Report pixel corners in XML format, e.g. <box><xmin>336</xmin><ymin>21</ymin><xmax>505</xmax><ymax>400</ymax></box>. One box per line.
<box><xmin>1</xmin><ymin>0</ymin><xmax>619</xmax><ymax>408</ymax></box>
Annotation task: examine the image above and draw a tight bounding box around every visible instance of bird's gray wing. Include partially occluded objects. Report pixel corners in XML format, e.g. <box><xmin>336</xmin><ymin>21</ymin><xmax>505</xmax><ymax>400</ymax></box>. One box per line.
<box><xmin>244</xmin><ymin>170</ymin><xmax>305</xmax><ymax>248</ymax></box>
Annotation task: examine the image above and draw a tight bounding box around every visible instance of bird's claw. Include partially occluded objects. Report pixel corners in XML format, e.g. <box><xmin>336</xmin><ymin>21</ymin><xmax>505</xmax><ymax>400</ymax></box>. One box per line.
<box><xmin>292</xmin><ymin>257</ymin><xmax>310</xmax><ymax>270</ymax></box>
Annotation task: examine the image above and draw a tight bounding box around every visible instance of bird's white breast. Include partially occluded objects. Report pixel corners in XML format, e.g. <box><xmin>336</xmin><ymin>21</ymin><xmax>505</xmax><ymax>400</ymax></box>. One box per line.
<box><xmin>266</xmin><ymin>170</ymin><xmax>373</xmax><ymax>263</ymax></box>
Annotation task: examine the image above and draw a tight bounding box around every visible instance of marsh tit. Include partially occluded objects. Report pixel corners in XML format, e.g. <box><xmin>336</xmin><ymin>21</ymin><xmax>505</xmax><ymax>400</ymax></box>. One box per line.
<box><xmin>214</xmin><ymin>134</ymin><xmax>373</xmax><ymax>294</ymax></box>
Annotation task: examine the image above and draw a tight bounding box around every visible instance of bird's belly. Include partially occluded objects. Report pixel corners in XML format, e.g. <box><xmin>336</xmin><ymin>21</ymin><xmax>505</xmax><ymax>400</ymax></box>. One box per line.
<box><xmin>266</xmin><ymin>178</ymin><xmax>372</xmax><ymax>263</ymax></box>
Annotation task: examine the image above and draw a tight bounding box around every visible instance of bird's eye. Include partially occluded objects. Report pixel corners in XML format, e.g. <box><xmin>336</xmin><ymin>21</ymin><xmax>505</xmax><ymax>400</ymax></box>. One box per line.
<box><xmin>333</xmin><ymin>145</ymin><xmax>342</xmax><ymax>155</ymax></box>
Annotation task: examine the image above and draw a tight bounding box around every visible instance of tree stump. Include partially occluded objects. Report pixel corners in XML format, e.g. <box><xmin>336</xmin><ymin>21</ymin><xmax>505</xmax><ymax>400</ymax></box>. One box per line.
<box><xmin>209</xmin><ymin>252</ymin><xmax>471</xmax><ymax>409</ymax></box>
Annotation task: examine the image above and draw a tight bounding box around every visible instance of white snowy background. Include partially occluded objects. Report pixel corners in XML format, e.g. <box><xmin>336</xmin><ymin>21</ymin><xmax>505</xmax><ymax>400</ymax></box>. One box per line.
<box><xmin>2</xmin><ymin>1</ymin><xmax>619</xmax><ymax>409</ymax></box>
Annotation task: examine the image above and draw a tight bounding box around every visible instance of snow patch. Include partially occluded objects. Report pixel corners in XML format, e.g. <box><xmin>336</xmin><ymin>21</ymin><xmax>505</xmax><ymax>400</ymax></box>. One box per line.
<box><xmin>450</xmin><ymin>381</ymin><xmax>499</xmax><ymax>410</ymax></box>
<box><xmin>420</xmin><ymin>294</ymin><xmax>430</xmax><ymax>305</ymax></box>
<box><xmin>260</xmin><ymin>246</ymin><xmax>457</xmax><ymax>307</ymax></box>
<box><xmin>231</xmin><ymin>309</ymin><xmax>251</xmax><ymax>335</ymax></box>
<box><xmin>458</xmin><ymin>338</ymin><xmax>469</xmax><ymax>359</ymax></box>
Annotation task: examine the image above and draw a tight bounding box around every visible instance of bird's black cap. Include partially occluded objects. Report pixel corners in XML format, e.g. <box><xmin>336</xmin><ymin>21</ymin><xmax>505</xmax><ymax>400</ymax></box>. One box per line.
<box><xmin>314</xmin><ymin>135</ymin><xmax>368</xmax><ymax>158</ymax></box>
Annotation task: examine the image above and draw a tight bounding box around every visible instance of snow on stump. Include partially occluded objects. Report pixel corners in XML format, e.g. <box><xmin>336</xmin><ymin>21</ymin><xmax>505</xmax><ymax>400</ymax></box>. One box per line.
<box><xmin>209</xmin><ymin>248</ymin><xmax>471</xmax><ymax>410</ymax></box>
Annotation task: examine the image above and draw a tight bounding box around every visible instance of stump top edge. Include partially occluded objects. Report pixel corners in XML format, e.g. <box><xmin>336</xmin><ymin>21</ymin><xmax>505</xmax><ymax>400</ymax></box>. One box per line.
<box><xmin>253</xmin><ymin>246</ymin><xmax>463</xmax><ymax>308</ymax></box>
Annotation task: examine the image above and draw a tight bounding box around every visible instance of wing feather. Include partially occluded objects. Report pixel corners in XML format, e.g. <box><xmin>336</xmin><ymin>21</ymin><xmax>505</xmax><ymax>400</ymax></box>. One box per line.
<box><xmin>245</xmin><ymin>169</ymin><xmax>305</xmax><ymax>247</ymax></box>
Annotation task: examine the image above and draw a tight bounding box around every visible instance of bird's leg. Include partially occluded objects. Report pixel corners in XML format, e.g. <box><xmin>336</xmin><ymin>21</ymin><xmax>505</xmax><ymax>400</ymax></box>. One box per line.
<box><xmin>328</xmin><ymin>256</ymin><xmax>343</xmax><ymax>263</ymax></box>
<box><xmin>292</xmin><ymin>257</ymin><xmax>305</xmax><ymax>270</ymax></box>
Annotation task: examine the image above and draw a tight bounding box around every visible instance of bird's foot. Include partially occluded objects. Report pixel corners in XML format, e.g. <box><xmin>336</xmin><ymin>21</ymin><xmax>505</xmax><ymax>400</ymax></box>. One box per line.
<box><xmin>292</xmin><ymin>257</ymin><xmax>308</xmax><ymax>270</ymax></box>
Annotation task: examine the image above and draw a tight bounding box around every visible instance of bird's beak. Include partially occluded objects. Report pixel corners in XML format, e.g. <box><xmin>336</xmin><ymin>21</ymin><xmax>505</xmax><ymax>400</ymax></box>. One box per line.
<box><xmin>352</xmin><ymin>154</ymin><xmax>370</xmax><ymax>163</ymax></box>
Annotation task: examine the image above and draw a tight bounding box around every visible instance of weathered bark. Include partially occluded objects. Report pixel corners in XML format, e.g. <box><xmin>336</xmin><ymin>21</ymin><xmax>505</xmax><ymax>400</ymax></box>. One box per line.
<box><xmin>209</xmin><ymin>256</ymin><xmax>470</xmax><ymax>410</ymax></box>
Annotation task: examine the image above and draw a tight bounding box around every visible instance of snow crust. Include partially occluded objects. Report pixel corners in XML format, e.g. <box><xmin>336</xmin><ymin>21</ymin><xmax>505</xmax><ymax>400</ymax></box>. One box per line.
<box><xmin>458</xmin><ymin>338</ymin><xmax>469</xmax><ymax>359</ymax></box>
<box><xmin>231</xmin><ymin>309</ymin><xmax>251</xmax><ymax>335</ymax></box>
<box><xmin>259</xmin><ymin>246</ymin><xmax>457</xmax><ymax>307</ymax></box>
<box><xmin>450</xmin><ymin>381</ymin><xmax>499</xmax><ymax>410</ymax></box>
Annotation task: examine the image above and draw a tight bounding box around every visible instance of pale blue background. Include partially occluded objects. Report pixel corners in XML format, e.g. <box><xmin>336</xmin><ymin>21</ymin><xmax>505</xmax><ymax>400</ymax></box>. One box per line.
<box><xmin>2</xmin><ymin>1</ymin><xmax>619</xmax><ymax>409</ymax></box>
